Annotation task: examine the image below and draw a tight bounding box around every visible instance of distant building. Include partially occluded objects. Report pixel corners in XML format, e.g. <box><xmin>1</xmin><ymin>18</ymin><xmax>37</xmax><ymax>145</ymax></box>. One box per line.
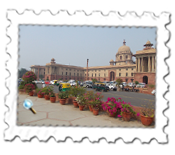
<box><xmin>30</xmin><ymin>40</ymin><xmax>156</xmax><ymax>85</ymax></box>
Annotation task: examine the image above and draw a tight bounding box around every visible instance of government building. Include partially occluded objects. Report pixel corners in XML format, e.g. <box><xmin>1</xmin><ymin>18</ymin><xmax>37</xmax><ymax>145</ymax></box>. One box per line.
<box><xmin>30</xmin><ymin>40</ymin><xmax>156</xmax><ymax>85</ymax></box>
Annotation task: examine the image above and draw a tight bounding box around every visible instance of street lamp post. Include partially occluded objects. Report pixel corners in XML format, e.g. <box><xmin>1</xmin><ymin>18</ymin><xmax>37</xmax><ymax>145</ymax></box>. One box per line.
<box><xmin>86</xmin><ymin>59</ymin><xmax>89</xmax><ymax>81</ymax></box>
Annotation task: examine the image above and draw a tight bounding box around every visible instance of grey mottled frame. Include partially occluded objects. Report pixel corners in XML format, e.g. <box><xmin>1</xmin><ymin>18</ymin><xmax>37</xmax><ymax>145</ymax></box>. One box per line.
<box><xmin>2</xmin><ymin>6</ymin><xmax>173</xmax><ymax>148</ymax></box>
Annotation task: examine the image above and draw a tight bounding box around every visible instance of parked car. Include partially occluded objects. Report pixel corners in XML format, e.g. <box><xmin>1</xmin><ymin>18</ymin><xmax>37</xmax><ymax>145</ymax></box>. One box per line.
<box><xmin>45</xmin><ymin>81</ymin><xmax>50</xmax><ymax>85</ymax></box>
<box><xmin>136</xmin><ymin>83</ymin><xmax>146</xmax><ymax>88</ymax></box>
<box><xmin>119</xmin><ymin>82</ymin><xmax>127</xmax><ymax>88</ymax></box>
<box><xmin>18</xmin><ymin>78</ymin><xmax>23</xmax><ymax>86</ymax></box>
<box><xmin>109</xmin><ymin>84</ymin><xmax>117</xmax><ymax>91</ymax></box>
<box><xmin>95</xmin><ymin>83</ymin><xmax>110</xmax><ymax>92</ymax></box>
<box><xmin>83</xmin><ymin>82</ymin><xmax>92</xmax><ymax>88</ymax></box>
<box><xmin>32</xmin><ymin>80</ymin><xmax>39</xmax><ymax>84</ymax></box>
<box><xmin>128</xmin><ymin>82</ymin><xmax>135</xmax><ymax>87</ymax></box>
<box><xmin>70</xmin><ymin>82</ymin><xmax>77</xmax><ymax>86</ymax></box>
<box><xmin>103</xmin><ymin>81</ymin><xmax>111</xmax><ymax>86</ymax></box>
<box><xmin>67</xmin><ymin>79</ymin><xmax>75</xmax><ymax>83</ymax></box>
<box><xmin>41</xmin><ymin>80</ymin><xmax>45</xmax><ymax>84</ymax></box>
<box><xmin>50</xmin><ymin>80</ymin><xmax>54</xmax><ymax>85</ymax></box>
<box><xmin>80</xmin><ymin>82</ymin><xmax>84</xmax><ymax>86</ymax></box>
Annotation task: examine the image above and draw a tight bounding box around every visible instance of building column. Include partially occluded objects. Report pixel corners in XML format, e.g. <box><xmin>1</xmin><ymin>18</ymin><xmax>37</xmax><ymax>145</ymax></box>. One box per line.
<box><xmin>141</xmin><ymin>57</ymin><xmax>144</xmax><ymax>72</ymax></box>
<box><xmin>148</xmin><ymin>56</ymin><xmax>150</xmax><ymax>72</ymax></box>
<box><xmin>136</xmin><ymin>58</ymin><xmax>138</xmax><ymax>72</ymax></box>
<box><xmin>152</xmin><ymin>56</ymin><xmax>155</xmax><ymax>72</ymax></box>
<box><xmin>138</xmin><ymin>57</ymin><xmax>140</xmax><ymax>72</ymax></box>
<box><xmin>152</xmin><ymin>56</ymin><xmax>154</xmax><ymax>72</ymax></box>
<box><xmin>154</xmin><ymin>56</ymin><xmax>156</xmax><ymax>72</ymax></box>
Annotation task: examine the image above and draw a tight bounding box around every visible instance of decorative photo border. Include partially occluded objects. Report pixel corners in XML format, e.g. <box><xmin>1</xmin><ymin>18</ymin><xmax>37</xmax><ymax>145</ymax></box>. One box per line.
<box><xmin>5</xmin><ymin>10</ymin><xmax>170</xmax><ymax>142</ymax></box>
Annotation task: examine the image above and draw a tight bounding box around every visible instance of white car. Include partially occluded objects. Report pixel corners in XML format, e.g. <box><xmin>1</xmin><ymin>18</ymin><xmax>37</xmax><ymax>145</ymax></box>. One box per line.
<box><xmin>32</xmin><ymin>80</ymin><xmax>40</xmax><ymax>84</ymax></box>
<box><xmin>109</xmin><ymin>84</ymin><xmax>117</xmax><ymax>90</ymax></box>
<box><xmin>50</xmin><ymin>80</ymin><xmax>54</xmax><ymax>85</ymax></box>
<box><xmin>103</xmin><ymin>81</ymin><xmax>110</xmax><ymax>86</ymax></box>
<box><xmin>128</xmin><ymin>82</ymin><xmax>135</xmax><ymax>87</ymax></box>
<box><xmin>70</xmin><ymin>82</ymin><xmax>77</xmax><ymax>86</ymax></box>
<box><xmin>67</xmin><ymin>79</ymin><xmax>75</xmax><ymax>83</ymax></box>
<box><xmin>119</xmin><ymin>82</ymin><xmax>127</xmax><ymax>88</ymax></box>
<box><xmin>136</xmin><ymin>83</ymin><xmax>146</xmax><ymax>88</ymax></box>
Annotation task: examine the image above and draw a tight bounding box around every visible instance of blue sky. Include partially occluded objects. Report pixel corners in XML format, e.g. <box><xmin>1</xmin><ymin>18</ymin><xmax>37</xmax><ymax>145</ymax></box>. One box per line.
<box><xmin>19</xmin><ymin>25</ymin><xmax>156</xmax><ymax>70</ymax></box>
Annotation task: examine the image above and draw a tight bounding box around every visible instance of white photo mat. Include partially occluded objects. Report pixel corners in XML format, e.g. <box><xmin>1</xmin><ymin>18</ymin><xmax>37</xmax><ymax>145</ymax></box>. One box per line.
<box><xmin>5</xmin><ymin>10</ymin><xmax>170</xmax><ymax>142</ymax></box>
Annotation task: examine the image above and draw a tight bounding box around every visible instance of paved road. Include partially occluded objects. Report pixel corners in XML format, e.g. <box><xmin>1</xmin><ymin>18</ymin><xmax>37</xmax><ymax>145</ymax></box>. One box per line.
<box><xmin>37</xmin><ymin>84</ymin><xmax>155</xmax><ymax>108</ymax></box>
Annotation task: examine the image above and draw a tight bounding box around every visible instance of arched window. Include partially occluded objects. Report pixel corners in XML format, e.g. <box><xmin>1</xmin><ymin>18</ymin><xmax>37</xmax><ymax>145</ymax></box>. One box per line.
<box><xmin>120</xmin><ymin>56</ymin><xmax>122</xmax><ymax>60</ymax></box>
<box><xmin>126</xmin><ymin>55</ymin><xmax>128</xmax><ymax>59</ymax></box>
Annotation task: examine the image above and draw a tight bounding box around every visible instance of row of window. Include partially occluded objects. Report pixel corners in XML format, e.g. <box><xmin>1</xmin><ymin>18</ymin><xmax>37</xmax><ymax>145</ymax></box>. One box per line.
<box><xmin>84</xmin><ymin>73</ymin><xmax>134</xmax><ymax>77</ymax></box>
<box><xmin>62</xmin><ymin>72</ymin><xmax>82</xmax><ymax>76</ymax></box>
<box><xmin>60</xmin><ymin>77</ymin><xmax>83</xmax><ymax>80</ymax></box>
<box><xmin>89</xmin><ymin>68</ymin><xmax>133</xmax><ymax>72</ymax></box>
<box><xmin>64</xmin><ymin>68</ymin><xmax>81</xmax><ymax>72</ymax></box>
<box><xmin>119</xmin><ymin>55</ymin><xmax>129</xmax><ymax>60</ymax></box>
<box><xmin>119</xmin><ymin>73</ymin><xmax>134</xmax><ymax>76</ymax></box>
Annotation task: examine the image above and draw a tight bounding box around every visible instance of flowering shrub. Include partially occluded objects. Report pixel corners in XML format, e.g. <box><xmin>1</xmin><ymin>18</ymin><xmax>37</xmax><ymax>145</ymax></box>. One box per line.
<box><xmin>69</xmin><ymin>86</ymin><xmax>86</xmax><ymax>98</ymax></box>
<box><xmin>88</xmin><ymin>92</ymin><xmax>104</xmax><ymax>109</ymax></box>
<box><xmin>58</xmin><ymin>91</ymin><xmax>68</xmax><ymax>99</ymax></box>
<box><xmin>50</xmin><ymin>92</ymin><xmax>56</xmax><ymax>97</ymax></box>
<box><xmin>42</xmin><ymin>86</ymin><xmax>54</xmax><ymax>95</ymax></box>
<box><xmin>24</xmin><ymin>83</ymin><xmax>35</xmax><ymax>93</ymax></box>
<box><xmin>22</xmin><ymin>71</ymin><xmax>37</xmax><ymax>83</ymax></box>
<box><xmin>36</xmin><ymin>88</ymin><xmax>45</xmax><ymax>95</ymax></box>
<box><xmin>102</xmin><ymin>97</ymin><xmax>122</xmax><ymax>115</ymax></box>
<box><xmin>76</xmin><ymin>95</ymin><xmax>87</xmax><ymax>106</ymax></box>
<box><xmin>119</xmin><ymin>101</ymin><xmax>139</xmax><ymax>117</ymax></box>
<box><xmin>83</xmin><ymin>91</ymin><xmax>94</xmax><ymax>104</ymax></box>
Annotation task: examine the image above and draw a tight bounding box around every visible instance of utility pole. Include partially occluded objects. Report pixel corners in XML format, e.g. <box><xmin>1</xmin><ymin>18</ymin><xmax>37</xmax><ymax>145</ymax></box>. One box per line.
<box><xmin>86</xmin><ymin>59</ymin><xmax>89</xmax><ymax>81</ymax></box>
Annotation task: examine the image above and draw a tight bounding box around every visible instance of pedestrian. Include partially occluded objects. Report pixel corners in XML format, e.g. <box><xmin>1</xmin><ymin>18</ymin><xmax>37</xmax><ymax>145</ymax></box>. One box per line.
<box><xmin>132</xmin><ymin>85</ymin><xmax>134</xmax><ymax>92</ymax></box>
<box><xmin>42</xmin><ymin>83</ymin><xmax>45</xmax><ymax>88</ymax></box>
<box><xmin>151</xmin><ymin>89</ymin><xmax>155</xmax><ymax>96</ymax></box>
<box><xmin>122</xmin><ymin>84</ymin><xmax>124</xmax><ymax>91</ymax></box>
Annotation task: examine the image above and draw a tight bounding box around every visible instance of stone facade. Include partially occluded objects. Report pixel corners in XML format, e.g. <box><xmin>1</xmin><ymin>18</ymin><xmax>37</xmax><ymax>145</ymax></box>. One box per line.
<box><xmin>30</xmin><ymin>40</ymin><xmax>156</xmax><ymax>85</ymax></box>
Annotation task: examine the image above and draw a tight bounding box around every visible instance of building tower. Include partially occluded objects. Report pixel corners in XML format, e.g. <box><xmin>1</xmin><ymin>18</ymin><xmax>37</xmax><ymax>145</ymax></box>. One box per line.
<box><xmin>134</xmin><ymin>41</ymin><xmax>156</xmax><ymax>85</ymax></box>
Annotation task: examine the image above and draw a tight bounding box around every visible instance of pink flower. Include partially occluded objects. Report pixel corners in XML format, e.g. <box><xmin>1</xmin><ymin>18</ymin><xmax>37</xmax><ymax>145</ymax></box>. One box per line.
<box><xmin>136</xmin><ymin>113</ymin><xmax>140</xmax><ymax>117</ymax></box>
<box><xmin>118</xmin><ymin>115</ymin><xmax>122</xmax><ymax>117</ymax></box>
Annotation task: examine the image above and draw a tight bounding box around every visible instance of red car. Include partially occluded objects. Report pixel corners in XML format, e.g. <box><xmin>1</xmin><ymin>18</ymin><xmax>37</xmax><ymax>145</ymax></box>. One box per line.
<box><xmin>44</xmin><ymin>81</ymin><xmax>50</xmax><ymax>85</ymax></box>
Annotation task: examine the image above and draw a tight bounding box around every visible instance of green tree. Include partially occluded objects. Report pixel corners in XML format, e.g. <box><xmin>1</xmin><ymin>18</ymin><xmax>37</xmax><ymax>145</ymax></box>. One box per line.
<box><xmin>92</xmin><ymin>78</ymin><xmax>97</xmax><ymax>84</ymax></box>
<box><xmin>116</xmin><ymin>78</ymin><xmax>123</xmax><ymax>86</ymax></box>
<box><xmin>18</xmin><ymin>68</ymin><xmax>28</xmax><ymax>78</ymax></box>
<box><xmin>135</xmin><ymin>81</ymin><xmax>139</xmax><ymax>85</ymax></box>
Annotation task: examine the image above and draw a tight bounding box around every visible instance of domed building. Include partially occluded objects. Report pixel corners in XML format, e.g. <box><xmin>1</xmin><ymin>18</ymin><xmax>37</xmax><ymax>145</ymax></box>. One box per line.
<box><xmin>115</xmin><ymin>40</ymin><xmax>134</xmax><ymax>66</ymax></box>
<box><xmin>31</xmin><ymin>40</ymin><xmax>156</xmax><ymax>85</ymax></box>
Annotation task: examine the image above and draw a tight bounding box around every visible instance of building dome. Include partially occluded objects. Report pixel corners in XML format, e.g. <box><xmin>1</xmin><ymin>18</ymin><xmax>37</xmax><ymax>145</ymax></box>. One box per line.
<box><xmin>110</xmin><ymin>59</ymin><xmax>114</xmax><ymax>62</ymax></box>
<box><xmin>146</xmin><ymin>41</ymin><xmax>151</xmax><ymax>44</ymax></box>
<box><xmin>116</xmin><ymin>40</ymin><xmax>132</xmax><ymax>55</ymax></box>
<box><xmin>115</xmin><ymin>40</ymin><xmax>134</xmax><ymax>65</ymax></box>
<box><xmin>144</xmin><ymin>40</ymin><xmax>153</xmax><ymax>47</ymax></box>
<box><xmin>51</xmin><ymin>58</ymin><xmax>55</xmax><ymax>62</ymax></box>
